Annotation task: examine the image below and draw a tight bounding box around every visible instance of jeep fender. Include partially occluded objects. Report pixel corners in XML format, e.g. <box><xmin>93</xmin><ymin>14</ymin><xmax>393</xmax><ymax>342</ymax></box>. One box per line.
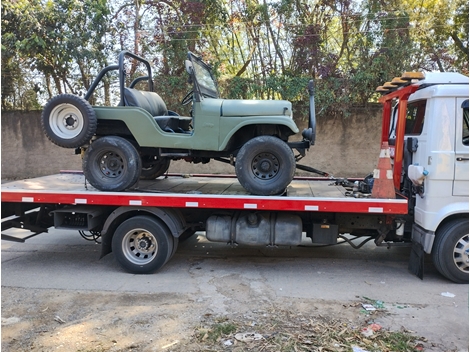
<box><xmin>219</xmin><ymin>117</ymin><xmax>299</xmax><ymax>151</ymax></box>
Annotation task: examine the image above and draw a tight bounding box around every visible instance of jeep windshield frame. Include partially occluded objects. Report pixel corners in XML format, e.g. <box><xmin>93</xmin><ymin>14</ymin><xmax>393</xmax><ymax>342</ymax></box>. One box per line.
<box><xmin>187</xmin><ymin>52</ymin><xmax>219</xmax><ymax>100</ymax></box>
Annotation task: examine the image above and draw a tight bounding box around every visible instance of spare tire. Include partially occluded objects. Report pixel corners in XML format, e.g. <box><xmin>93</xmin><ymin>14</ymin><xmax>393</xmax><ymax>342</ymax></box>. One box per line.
<box><xmin>41</xmin><ymin>94</ymin><xmax>97</xmax><ymax>148</ymax></box>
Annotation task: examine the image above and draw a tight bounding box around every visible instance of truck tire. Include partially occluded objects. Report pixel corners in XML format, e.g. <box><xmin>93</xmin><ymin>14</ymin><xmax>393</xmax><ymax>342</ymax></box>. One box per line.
<box><xmin>112</xmin><ymin>215</ymin><xmax>174</xmax><ymax>274</ymax></box>
<box><xmin>140</xmin><ymin>154</ymin><xmax>171</xmax><ymax>180</ymax></box>
<box><xmin>236</xmin><ymin>135</ymin><xmax>295</xmax><ymax>195</ymax></box>
<box><xmin>83</xmin><ymin>136</ymin><xmax>141</xmax><ymax>191</ymax></box>
<box><xmin>41</xmin><ymin>94</ymin><xmax>97</xmax><ymax>148</ymax></box>
<box><xmin>432</xmin><ymin>218</ymin><xmax>469</xmax><ymax>283</ymax></box>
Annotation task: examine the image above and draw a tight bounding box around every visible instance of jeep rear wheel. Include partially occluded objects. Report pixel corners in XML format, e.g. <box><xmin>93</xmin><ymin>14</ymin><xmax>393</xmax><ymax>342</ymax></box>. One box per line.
<box><xmin>83</xmin><ymin>136</ymin><xmax>141</xmax><ymax>191</ymax></box>
<box><xmin>235</xmin><ymin>135</ymin><xmax>295</xmax><ymax>195</ymax></box>
<box><xmin>41</xmin><ymin>94</ymin><xmax>97</xmax><ymax>148</ymax></box>
<box><xmin>140</xmin><ymin>154</ymin><xmax>171</xmax><ymax>180</ymax></box>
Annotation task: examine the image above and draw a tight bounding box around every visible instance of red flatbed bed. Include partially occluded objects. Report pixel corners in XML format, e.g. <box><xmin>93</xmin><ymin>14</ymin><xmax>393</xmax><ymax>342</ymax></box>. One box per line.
<box><xmin>1</xmin><ymin>173</ymin><xmax>408</xmax><ymax>214</ymax></box>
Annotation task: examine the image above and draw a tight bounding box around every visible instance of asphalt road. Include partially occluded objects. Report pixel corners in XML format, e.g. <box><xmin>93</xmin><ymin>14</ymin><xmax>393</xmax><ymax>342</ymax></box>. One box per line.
<box><xmin>2</xmin><ymin>228</ymin><xmax>468</xmax><ymax>351</ymax></box>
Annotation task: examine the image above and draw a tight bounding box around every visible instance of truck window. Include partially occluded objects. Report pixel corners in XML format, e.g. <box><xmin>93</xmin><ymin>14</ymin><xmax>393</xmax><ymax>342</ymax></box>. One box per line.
<box><xmin>462</xmin><ymin>99</ymin><xmax>469</xmax><ymax>146</ymax></box>
<box><xmin>405</xmin><ymin>100</ymin><xmax>426</xmax><ymax>135</ymax></box>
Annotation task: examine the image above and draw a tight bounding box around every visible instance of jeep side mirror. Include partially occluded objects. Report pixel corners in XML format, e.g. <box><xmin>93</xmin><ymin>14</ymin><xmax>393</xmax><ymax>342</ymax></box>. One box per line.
<box><xmin>185</xmin><ymin>60</ymin><xmax>194</xmax><ymax>84</ymax></box>
<box><xmin>185</xmin><ymin>60</ymin><xmax>193</xmax><ymax>74</ymax></box>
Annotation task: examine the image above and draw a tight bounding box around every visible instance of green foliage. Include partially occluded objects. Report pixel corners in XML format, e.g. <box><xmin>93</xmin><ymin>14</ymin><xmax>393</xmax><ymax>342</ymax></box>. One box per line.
<box><xmin>2</xmin><ymin>0</ymin><xmax>110</xmax><ymax>107</ymax></box>
<box><xmin>1</xmin><ymin>0</ymin><xmax>468</xmax><ymax>113</ymax></box>
<box><xmin>221</xmin><ymin>76</ymin><xmax>251</xmax><ymax>100</ymax></box>
<box><xmin>153</xmin><ymin>75</ymin><xmax>191</xmax><ymax>112</ymax></box>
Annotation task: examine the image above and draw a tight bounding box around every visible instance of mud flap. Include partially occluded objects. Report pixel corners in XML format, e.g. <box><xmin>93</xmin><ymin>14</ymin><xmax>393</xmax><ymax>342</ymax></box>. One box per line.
<box><xmin>408</xmin><ymin>241</ymin><xmax>424</xmax><ymax>280</ymax></box>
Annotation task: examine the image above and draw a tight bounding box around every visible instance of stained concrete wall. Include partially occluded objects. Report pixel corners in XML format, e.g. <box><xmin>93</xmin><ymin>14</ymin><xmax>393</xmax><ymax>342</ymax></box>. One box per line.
<box><xmin>1</xmin><ymin>111</ymin><xmax>82</xmax><ymax>179</ymax></box>
<box><xmin>1</xmin><ymin>107</ymin><xmax>383</xmax><ymax>180</ymax></box>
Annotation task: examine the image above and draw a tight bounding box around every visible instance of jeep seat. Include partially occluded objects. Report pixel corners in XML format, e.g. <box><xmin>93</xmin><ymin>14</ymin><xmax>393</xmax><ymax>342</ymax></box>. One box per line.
<box><xmin>123</xmin><ymin>88</ymin><xmax>191</xmax><ymax>133</ymax></box>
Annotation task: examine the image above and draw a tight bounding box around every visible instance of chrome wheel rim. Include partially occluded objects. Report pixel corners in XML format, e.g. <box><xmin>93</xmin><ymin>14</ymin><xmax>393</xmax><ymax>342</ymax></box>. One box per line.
<box><xmin>49</xmin><ymin>103</ymin><xmax>84</xmax><ymax>139</ymax></box>
<box><xmin>453</xmin><ymin>234</ymin><xmax>469</xmax><ymax>273</ymax></box>
<box><xmin>122</xmin><ymin>228</ymin><xmax>157</xmax><ymax>265</ymax></box>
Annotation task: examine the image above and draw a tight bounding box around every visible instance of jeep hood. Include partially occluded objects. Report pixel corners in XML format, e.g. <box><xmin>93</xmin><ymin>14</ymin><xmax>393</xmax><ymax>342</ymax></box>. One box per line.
<box><xmin>221</xmin><ymin>99</ymin><xmax>292</xmax><ymax>118</ymax></box>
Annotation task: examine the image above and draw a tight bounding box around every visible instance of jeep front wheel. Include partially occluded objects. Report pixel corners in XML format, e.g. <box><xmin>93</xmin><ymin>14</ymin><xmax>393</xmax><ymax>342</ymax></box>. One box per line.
<box><xmin>235</xmin><ymin>135</ymin><xmax>295</xmax><ymax>195</ymax></box>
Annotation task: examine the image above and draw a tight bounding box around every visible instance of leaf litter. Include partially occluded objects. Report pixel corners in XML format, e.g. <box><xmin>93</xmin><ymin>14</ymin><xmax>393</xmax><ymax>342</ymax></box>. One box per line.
<box><xmin>184</xmin><ymin>305</ymin><xmax>424</xmax><ymax>352</ymax></box>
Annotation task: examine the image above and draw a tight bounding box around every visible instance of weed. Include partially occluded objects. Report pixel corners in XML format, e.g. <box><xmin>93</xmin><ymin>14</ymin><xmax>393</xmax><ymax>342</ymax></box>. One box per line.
<box><xmin>196</xmin><ymin>321</ymin><xmax>238</xmax><ymax>342</ymax></box>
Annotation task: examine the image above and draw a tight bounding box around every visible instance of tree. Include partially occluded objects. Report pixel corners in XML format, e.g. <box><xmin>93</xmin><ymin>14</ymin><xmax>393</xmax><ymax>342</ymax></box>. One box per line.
<box><xmin>400</xmin><ymin>0</ymin><xmax>469</xmax><ymax>72</ymax></box>
<box><xmin>1</xmin><ymin>0</ymin><xmax>467</xmax><ymax>113</ymax></box>
<box><xmin>2</xmin><ymin>0</ymin><xmax>111</xmax><ymax>107</ymax></box>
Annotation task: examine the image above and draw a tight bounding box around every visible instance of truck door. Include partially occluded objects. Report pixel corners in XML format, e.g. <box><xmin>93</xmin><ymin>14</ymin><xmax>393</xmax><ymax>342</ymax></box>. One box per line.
<box><xmin>453</xmin><ymin>98</ymin><xmax>469</xmax><ymax>196</ymax></box>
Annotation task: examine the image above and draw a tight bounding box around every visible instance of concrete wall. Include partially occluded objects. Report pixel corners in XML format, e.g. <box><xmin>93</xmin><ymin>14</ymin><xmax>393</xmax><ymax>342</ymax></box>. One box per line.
<box><xmin>2</xmin><ymin>111</ymin><xmax>82</xmax><ymax>179</ymax></box>
<box><xmin>1</xmin><ymin>107</ymin><xmax>383</xmax><ymax>180</ymax></box>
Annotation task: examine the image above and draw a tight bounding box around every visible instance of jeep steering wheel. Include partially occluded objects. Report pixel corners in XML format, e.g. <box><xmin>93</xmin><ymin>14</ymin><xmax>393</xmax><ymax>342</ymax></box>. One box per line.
<box><xmin>181</xmin><ymin>90</ymin><xmax>193</xmax><ymax>105</ymax></box>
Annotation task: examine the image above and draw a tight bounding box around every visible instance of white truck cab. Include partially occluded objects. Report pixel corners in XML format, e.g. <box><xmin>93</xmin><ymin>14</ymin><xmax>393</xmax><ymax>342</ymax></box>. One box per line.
<box><xmin>381</xmin><ymin>72</ymin><xmax>469</xmax><ymax>283</ymax></box>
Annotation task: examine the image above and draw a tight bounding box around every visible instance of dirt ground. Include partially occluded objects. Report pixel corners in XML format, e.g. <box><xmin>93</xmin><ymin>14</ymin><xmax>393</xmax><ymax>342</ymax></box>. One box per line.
<box><xmin>2</xmin><ymin>232</ymin><xmax>469</xmax><ymax>352</ymax></box>
<box><xmin>0</xmin><ymin>287</ymin><xmax>430</xmax><ymax>352</ymax></box>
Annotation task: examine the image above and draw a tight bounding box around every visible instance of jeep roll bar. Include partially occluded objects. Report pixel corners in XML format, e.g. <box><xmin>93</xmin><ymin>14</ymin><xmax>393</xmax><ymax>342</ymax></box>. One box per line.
<box><xmin>84</xmin><ymin>51</ymin><xmax>153</xmax><ymax>106</ymax></box>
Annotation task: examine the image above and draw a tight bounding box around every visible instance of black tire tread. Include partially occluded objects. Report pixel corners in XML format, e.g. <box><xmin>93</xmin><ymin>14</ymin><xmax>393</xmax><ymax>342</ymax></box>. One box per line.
<box><xmin>235</xmin><ymin>135</ymin><xmax>295</xmax><ymax>195</ymax></box>
<box><xmin>432</xmin><ymin>218</ymin><xmax>469</xmax><ymax>283</ymax></box>
<box><xmin>83</xmin><ymin>136</ymin><xmax>141</xmax><ymax>191</ymax></box>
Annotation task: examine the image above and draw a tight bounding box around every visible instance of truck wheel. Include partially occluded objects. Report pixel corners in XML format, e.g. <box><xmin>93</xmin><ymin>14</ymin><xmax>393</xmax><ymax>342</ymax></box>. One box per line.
<box><xmin>83</xmin><ymin>136</ymin><xmax>141</xmax><ymax>191</ymax></box>
<box><xmin>236</xmin><ymin>135</ymin><xmax>295</xmax><ymax>195</ymax></box>
<box><xmin>112</xmin><ymin>216</ymin><xmax>174</xmax><ymax>274</ymax></box>
<box><xmin>432</xmin><ymin>219</ymin><xmax>469</xmax><ymax>283</ymax></box>
<box><xmin>140</xmin><ymin>154</ymin><xmax>171</xmax><ymax>180</ymax></box>
<box><xmin>41</xmin><ymin>94</ymin><xmax>97</xmax><ymax>148</ymax></box>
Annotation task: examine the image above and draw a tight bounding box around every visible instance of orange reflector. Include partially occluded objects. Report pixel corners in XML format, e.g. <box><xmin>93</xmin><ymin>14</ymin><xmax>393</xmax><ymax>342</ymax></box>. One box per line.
<box><xmin>383</xmin><ymin>82</ymin><xmax>397</xmax><ymax>89</ymax></box>
<box><xmin>376</xmin><ymin>86</ymin><xmax>389</xmax><ymax>93</ymax></box>
<box><xmin>391</xmin><ymin>77</ymin><xmax>408</xmax><ymax>85</ymax></box>
<box><xmin>401</xmin><ymin>72</ymin><xmax>425</xmax><ymax>80</ymax></box>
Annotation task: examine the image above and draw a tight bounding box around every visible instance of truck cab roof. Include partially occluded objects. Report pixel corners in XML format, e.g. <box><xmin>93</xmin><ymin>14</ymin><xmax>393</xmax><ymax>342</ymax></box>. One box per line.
<box><xmin>417</xmin><ymin>72</ymin><xmax>468</xmax><ymax>86</ymax></box>
<box><xmin>411</xmin><ymin>72</ymin><xmax>468</xmax><ymax>101</ymax></box>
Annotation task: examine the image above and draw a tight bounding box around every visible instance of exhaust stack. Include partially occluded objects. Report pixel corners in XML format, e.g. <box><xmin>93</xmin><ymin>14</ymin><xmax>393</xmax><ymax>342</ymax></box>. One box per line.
<box><xmin>302</xmin><ymin>80</ymin><xmax>316</xmax><ymax>145</ymax></box>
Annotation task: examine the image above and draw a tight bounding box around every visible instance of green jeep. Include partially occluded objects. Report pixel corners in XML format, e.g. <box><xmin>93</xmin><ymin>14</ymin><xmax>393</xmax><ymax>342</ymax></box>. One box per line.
<box><xmin>41</xmin><ymin>51</ymin><xmax>316</xmax><ymax>195</ymax></box>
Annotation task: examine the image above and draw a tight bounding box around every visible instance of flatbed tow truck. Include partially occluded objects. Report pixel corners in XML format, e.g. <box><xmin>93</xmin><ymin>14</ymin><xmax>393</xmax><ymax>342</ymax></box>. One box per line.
<box><xmin>2</xmin><ymin>71</ymin><xmax>468</xmax><ymax>283</ymax></box>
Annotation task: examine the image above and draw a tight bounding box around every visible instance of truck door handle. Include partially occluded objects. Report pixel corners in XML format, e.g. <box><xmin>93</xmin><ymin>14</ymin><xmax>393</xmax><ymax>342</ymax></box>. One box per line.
<box><xmin>456</xmin><ymin>157</ymin><xmax>469</xmax><ymax>161</ymax></box>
